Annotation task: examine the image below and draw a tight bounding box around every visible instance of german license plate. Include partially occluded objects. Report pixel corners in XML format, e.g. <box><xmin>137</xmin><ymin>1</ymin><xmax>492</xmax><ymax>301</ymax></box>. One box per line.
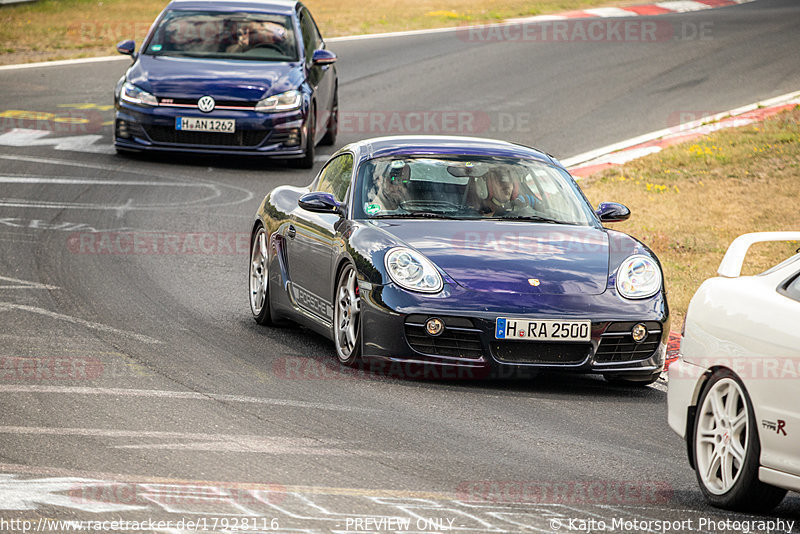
<box><xmin>495</xmin><ymin>318</ymin><xmax>591</xmax><ymax>341</ymax></box>
<box><xmin>176</xmin><ymin>117</ymin><xmax>235</xmax><ymax>133</ymax></box>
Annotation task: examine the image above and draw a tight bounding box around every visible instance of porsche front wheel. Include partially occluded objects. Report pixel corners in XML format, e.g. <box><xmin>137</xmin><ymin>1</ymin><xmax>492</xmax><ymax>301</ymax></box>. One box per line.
<box><xmin>249</xmin><ymin>225</ymin><xmax>272</xmax><ymax>325</ymax></box>
<box><xmin>334</xmin><ymin>264</ymin><xmax>361</xmax><ymax>366</ymax></box>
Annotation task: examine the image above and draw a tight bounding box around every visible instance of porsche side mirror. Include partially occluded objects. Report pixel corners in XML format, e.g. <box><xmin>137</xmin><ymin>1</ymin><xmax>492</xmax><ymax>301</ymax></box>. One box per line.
<box><xmin>117</xmin><ymin>39</ymin><xmax>136</xmax><ymax>56</ymax></box>
<box><xmin>596</xmin><ymin>202</ymin><xmax>631</xmax><ymax>223</ymax></box>
<box><xmin>299</xmin><ymin>192</ymin><xmax>345</xmax><ymax>216</ymax></box>
<box><xmin>312</xmin><ymin>49</ymin><xmax>337</xmax><ymax>66</ymax></box>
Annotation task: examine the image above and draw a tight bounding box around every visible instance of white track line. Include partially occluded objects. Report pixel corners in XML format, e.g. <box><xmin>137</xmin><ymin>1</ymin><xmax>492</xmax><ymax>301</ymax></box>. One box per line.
<box><xmin>0</xmin><ymin>385</ymin><xmax>378</xmax><ymax>412</ymax></box>
<box><xmin>583</xmin><ymin>7</ymin><xmax>641</xmax><ymax>17</ymax></box>
<box><xmin>0</xmin><ymin>55</ymin><xmax>129</xmax><ymax>71</ymax></box>
<box><xmin>0</xmin><ymin>275</ymin><xmax>60</xmax><ymax>290</ymax></box>
<box><xmin>0</xmin><ymin>303</ymin><xmax>161</xmax><ymax>344</ymax></box>
<box><xmin>0</xmin><ymin>1</ymin><xmax>757</xmax><ymax>70</ymax></box>
<box><xmin>0</xmin><ymin>176</ymin><xmax>213</xmax><ymax>187</ymax></box>
<box><xmin>0</xmin><ymin>425</ymin><xmax>329</xmax><ymax>442</ymax></box>
<box><xmin>656</xmin><ymin>0</ymin><xmax>712</xmax><ymax>12</ymax></box>
<box><xmin>562</xmin><ymin>88</ymin><xmax>800</xmax><ymax>168</ymax></box>
<box><xmin>0</xmin><ymin>426</ymin><xmax>355</xmax><ymax>454</ymax></box>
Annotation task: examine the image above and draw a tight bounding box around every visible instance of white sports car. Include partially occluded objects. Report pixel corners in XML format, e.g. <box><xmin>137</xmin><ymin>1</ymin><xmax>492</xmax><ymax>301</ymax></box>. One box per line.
<box><xmin>668</xmin><ymin>232</ymin><xmax>800</xmax><ymax>511</ymax></box>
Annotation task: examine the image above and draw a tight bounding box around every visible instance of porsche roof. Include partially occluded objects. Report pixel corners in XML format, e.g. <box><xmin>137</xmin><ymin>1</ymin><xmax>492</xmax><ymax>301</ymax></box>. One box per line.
<box><xmin>345</xmin><ymin>136</ymin><xmax>559</xmax><ymax>167</ymax></box>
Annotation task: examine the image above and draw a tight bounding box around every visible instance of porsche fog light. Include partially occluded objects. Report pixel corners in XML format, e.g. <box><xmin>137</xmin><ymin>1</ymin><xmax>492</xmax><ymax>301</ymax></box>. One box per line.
<box><xmin>384</xmin><ymin>247</ymin><xmax>443</xmax><ymax>293</ymax></box>
<box><xmin>425</xmin><ymin>317</ymin><xmax>445</xmax><ymax>336</ymax></box>
<box><xmin>631</xmin><ymin>323</ymin><xmax>648</xmax><ymax>343</ymax></box>
<box><xmin>616</xmin><ymin>255</ymin><xmax>662</xmax><ymax>299</ymax></box>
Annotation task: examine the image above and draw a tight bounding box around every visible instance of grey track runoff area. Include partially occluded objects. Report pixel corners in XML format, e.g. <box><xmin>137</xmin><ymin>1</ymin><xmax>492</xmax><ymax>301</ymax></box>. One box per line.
<box><xmin>0</xmin><ymin>0</ymin><xmax>799</xmax><ymax>531</ymax></box>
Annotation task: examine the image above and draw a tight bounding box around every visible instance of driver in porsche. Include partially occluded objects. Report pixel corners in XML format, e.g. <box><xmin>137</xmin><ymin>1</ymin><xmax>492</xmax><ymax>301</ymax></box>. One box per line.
<box><xmin>369</xmin><ymin>162</ymin><xmax>411</xmax><ymax>211</ymax></box>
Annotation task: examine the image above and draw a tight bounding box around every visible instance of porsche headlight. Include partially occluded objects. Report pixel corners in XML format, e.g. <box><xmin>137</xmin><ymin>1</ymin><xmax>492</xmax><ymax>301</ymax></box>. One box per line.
<box><xmin>384</xmin><ymin>247</ymin><xmax>443</xmax><ymax>293</ymax></box>
<box><xmin>616</xmin><ymin>254</ymin><xmax>662</xmax><ymax>299</ymax></box>
<box><xmin>120</xmin><ymin>82</ymin><xmax>158</xmax><ymax>107</ymax></box>
<box><xmin>255</xmin><ymin>90</ymin><xmax>302</xmax><ymax>112</ymax></box>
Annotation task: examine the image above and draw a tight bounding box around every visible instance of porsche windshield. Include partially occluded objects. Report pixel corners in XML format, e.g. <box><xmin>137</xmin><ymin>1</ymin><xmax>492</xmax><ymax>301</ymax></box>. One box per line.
<box><xmin>356</xmin><ymin>155</ymin><xmax>596</xmax><ymax>225</ymax></box>
<box><xmin>145</xmin><ymin>10</ymin><xmax>298</xmax><ymax>62</ymax></box>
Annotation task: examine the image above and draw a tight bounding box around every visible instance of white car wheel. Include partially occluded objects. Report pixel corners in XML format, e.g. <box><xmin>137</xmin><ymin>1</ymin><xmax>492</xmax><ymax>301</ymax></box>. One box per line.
<box><xmin>693</xmin><ymin>371</ymin><xmax>786</xmax><ymax>511</ymax></box>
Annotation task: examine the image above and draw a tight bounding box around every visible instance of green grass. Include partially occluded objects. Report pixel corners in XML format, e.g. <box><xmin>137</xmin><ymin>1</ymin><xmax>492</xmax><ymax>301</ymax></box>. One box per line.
<box><xmin>1</xmin><ymin>0</ymin><xmax>632</xmax><ymax>64</ymax></box>
<box><xmin>579</xmin><ymin>106</ymin><xmax>800</xmax><ymax>327</ymax></box>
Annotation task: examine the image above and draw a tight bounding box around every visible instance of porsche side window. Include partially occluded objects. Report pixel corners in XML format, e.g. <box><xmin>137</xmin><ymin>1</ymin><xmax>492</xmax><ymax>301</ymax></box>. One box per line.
<box><xmin>316</xmin><ymin>154</ymin><xmax>353</xmax><ymax>203</ymax></box>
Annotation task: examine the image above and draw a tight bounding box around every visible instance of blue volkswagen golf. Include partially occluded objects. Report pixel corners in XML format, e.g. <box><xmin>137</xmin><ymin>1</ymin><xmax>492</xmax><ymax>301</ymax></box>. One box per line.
<box><xmin>113</xmin><ymin>0</ymin><xmax>337</xmax><ymax>168</ymax></box>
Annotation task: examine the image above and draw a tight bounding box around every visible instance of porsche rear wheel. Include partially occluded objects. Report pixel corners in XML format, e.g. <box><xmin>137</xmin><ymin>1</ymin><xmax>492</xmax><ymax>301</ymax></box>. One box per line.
<box><xmin>334</xmin><ymin>264</ymin><xmax>361</xmax><ymax>366</ymax></box>
<box><xmin>693</xmin><ymin>371</ymin><xmax>786</xmax><ymax>511</ymax></box>
<box><xmin>249</xmin><ymin>225</ymin><xmax>272</xmax><ymax>325</ymax></box>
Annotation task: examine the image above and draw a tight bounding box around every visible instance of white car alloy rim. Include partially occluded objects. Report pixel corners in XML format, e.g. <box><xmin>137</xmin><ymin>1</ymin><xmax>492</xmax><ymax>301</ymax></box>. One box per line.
<box><xmin>249</xmin><ymin>228</ymin><xmax>268</xmax><ymax>316</ymax></box>
<box><xmin>696</xmin><ymin>377</ymin><xmax>749</xmax><ymax>495</ymax></box>
<box><xmin>335</xmin><ymin>266</ymin><xmax>360</xmax><ymax>360</ymax></box>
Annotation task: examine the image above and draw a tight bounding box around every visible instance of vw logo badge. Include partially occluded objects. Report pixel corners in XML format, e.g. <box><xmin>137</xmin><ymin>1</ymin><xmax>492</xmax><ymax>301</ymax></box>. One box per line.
<box><xmin>197</xmin><ymin>96</ymin><xmax>215</xmax><ymax>113</ymax></box>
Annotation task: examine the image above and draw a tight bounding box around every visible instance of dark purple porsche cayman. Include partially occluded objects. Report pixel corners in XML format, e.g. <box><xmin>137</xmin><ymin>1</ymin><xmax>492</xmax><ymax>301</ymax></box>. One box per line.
<box><xmin>249</xmin><ymin>136</ymin><xmax>669</xmax><ymax>384</ymax></box>
<box><xmin>113</xmin><ymin>0</ymin><xmax>337</xmax><ymax>168</ymax></box>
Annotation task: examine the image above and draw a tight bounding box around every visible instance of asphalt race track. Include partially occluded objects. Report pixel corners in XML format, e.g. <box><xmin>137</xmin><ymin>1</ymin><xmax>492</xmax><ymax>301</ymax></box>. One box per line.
<box><xmin>0</xmin><ymin>0</ymin><xmax>799</xmax><ymax>531</ymax></box>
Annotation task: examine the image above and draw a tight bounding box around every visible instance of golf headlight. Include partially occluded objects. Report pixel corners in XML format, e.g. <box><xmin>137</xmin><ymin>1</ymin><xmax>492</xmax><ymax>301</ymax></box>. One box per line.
<box><xmin>616</xmin><ymin>254</ymin><xmax>662</xmax><ymax>299</ymax></box>
<box><xmin>385</xmin><ymin>247</ymin><xmax>443</xmax><ymax>293</ymax></box>
<box><xmin>120</xmin><ymin>82</ymin><xmax>157</xmax><ymax>106</ymax></box>
<box><xmin>255</xmin><ymin>90</ymin><xmax>302</xmax><ymax>112</ymax></box>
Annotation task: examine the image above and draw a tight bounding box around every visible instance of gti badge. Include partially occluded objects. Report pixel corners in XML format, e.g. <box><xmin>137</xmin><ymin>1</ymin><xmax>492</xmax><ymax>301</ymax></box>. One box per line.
<box><xmin>198</xmin><ymin>96</ymin><xmax>216</xmax><ymax>113</ymax></box>
<box><xmin>528</xmin><ymin>278</ymin><xmax>540</xmax><ymax>286</ymax></box>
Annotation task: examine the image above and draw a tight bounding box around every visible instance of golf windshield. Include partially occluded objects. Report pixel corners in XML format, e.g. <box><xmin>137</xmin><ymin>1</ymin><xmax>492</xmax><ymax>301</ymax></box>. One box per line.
<box><xmin>145</xmin><ymin>10</ymin><xmax>298</xmax><ymax>62</ymax></box>
<box><xmin>355</xmin><ymin>155</ymin><xmax>596</xmax><ymax>225</ymax></box>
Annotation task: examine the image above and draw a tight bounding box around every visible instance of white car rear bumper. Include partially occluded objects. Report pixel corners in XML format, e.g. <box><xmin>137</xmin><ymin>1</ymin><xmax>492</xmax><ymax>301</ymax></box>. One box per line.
<box><xmin>667</xmin><ymin>357</ymin><xmax>705</xmax><ymax>438</ymax></box>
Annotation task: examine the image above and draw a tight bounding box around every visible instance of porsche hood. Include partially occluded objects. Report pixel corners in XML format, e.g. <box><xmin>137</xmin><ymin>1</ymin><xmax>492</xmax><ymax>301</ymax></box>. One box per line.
<box><xmin>377</xmin><ymin>220</ymin><xmax>610</xmax><ymax>296</ymax></box>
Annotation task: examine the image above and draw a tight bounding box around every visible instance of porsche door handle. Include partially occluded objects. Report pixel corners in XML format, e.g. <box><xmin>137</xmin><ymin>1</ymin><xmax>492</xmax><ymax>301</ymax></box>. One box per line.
<box><xmin>287</xmin><ymin>225</ymin><xmax>296</xmax><ymax>239</ymax></box>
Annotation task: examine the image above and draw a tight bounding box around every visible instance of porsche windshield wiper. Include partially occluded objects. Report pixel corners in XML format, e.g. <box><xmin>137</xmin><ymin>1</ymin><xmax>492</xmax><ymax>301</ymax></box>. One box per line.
<box><xmin>372</xmin><ymin>212</ymin><xmax>459</xmax><ymax>219</ymax></box>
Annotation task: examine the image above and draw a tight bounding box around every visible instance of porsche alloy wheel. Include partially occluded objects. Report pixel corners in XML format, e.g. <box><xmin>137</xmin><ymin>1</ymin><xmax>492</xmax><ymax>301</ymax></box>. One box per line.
<box><xmin>249</xmin><ymin>226</ymin><xmax>272</xmax><ymax>325</ymax></box>
<box><xmin>334</xmin><ymin>264</ymin><xmax>361</xmax><ymax>366</ymax></box>
<box><xmin>693</xmin><ymin>372</ymin><xmax>786</xmax><ymax>511</ymax></box>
